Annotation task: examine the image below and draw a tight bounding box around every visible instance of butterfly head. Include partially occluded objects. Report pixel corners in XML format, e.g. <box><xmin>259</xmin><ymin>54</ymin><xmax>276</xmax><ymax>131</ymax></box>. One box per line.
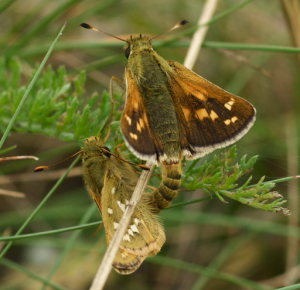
<box><xmin>82</xmin><ymin>137</ymin><xmax>111</xmax><ymax>161</ymax></box>
<box><xmin>124</xmin><ymin>35</ymin><xmax>153</xmax><ymax>59</ymax></box>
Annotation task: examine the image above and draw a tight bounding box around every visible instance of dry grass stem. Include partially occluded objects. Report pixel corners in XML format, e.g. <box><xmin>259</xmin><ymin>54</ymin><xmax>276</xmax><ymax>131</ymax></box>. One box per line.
<box><xmin>155</xmin><ymin>1</ymin><xmax>219</xmax><ymax>288</ymax></box>
<box><xmin>281</xmin><ymin>0</ymin><xmax>300</xmax><ymax>285</ymax></box>
<box><xmin>0</xmin><ymin>229</ymin><xmax>12</xmax><ymax>252</ymax></box>
<box><xmin>184</xmin><ymin>0</ymin><xmax>219</xmax><ymax>69</ymax></box>
<box><xmin>0</xmin><ymin>189</ymin><xmax>25</xmax><ymax>198</ymax></box>
<box><xmin>89</xmin><ymin>161</ymin><xmax>154</xmax><ymax>290</ymax></box>
<box><xmin>0</xmin><ymin>167</ymin><xmax>82</xmax><ymax>185</ymax></box>
<box><xmin>0</xmin><ymin>155</ymin><xmax>39</xmax><ymax>162</ymax></box>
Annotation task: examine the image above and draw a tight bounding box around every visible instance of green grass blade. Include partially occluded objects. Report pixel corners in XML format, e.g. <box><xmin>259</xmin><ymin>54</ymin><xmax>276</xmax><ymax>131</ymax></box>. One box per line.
<box><xmin>0</xmin><ymin>0</ymin><xmax>16</xmax><ymax>13</ymax></box>
<box><xmin>203</xmin><ymin>41</ymin><xmax>300</xmax><ymax>53</ymax></box>
<box><xmin>19</xmin><ymin>40</ymin><xmax>300</xmax><ymax>58</ymax></box>
<box><xmin>67</xmin><ymin>0</ymin><xmax>121</xmax><ymax>30</ymax></box>
<box><xmin>0</xmin><ymin>221</ymin><xmax>101</xmax><ymax>242</ymax></box>
<box><xmin>276</xmin><ymin>284</ymin><xmax>300</xmax><ymax>290</ymax></box>
<box><xmin>6</xmin><ymin>0</ymin><xmax>77</xmax><ymax>55</ymax></box>
<box><xmin>206</xmin><ymin>0</ymin><xmax>256</xmax><ymax>26</ymax></box>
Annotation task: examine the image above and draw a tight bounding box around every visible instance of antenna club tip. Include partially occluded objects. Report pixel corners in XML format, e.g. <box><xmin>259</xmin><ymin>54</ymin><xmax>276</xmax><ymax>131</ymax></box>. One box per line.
<box><xmin>138</xmin><ymin>164</ymin><xmax>150</xmax><ymax>171</ymax></box>
<box><xmin>169</xmin><ymin>20</ymin><xmax>189</xmax><ymax>32</ymax></box>
<box><xmin>80</xmin><ymin>23</ymin><xmax>98</xmax><ymax>31</ymax></box>
<box><xmin>80</xmin><ymin>23</ymin><xmax>91</xmax><ymax>29</ymax></box>
<box><xmin>34</xmin><ymin>166</ymin><xmax>48</xmax><ymax>172</ymax></box>
<box><xmin>180</xmin><ymin>20</ymin><xmax>189</xmax><ymax>26</ymax></box>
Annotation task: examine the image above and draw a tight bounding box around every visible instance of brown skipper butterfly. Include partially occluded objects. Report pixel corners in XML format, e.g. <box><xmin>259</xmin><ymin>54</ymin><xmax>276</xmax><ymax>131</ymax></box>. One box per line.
<box><xmin>80</xmin><ymin>21</ymin><xmax>256</xmax><ymax>211</ymax></box>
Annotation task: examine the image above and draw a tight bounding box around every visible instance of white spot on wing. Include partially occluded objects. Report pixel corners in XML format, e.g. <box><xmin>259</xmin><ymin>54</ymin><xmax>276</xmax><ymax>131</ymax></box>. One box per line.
<box><xmin>129</xmin><ymin>132</ymin><xmax>138</xmax><ymax>140</ymax></box>
<box><xmin>210</xmin><ymin>110</ymin><xmax>218</xmax><ymax>121</ymax></box>
<box><xmin>131</xmin><ymin>224</ymin><xmax>139</xmax><ymax>233</ymax></box>
<box><xmin>224</xmin><ymin>98</ymin><xmax>235</xmax><ymax>111</ymax></box>
<box><xmin>117</xmin><ymin>200</ymin><xmax>126</xmax><ymax>212</ymax></box>
<box><xmin>128</xmin><ymin>229</ymin><xmax>134</xmax><ymax>236</ymax></box>
<box><xmin>224</xmin><ymin>103</ymin><xmax>232</xmax><ymax>110</ymax></box>
<box><xmin>125</xmin><ymin>114</ymin><xmax>132</xmax><ymax>125</ymax></box>
<box><xmin>111</xmin><ymin>187</ymin><xmax>116</xmax><ymax>194</ymax></box>
<box><xmin>231</xmin><ymin>116</ymin><xmax>238</xmax><ymax>123</ymax></box>
<box><xmin>183</xmin><ymin>107</ymin><xmax>256</xmax><ymax>161</ymax></box>
<box><xmin>123</xmin><ymin>234</ymin><xmax>131</xmax><ymax>241</ymax></box>
<box><xmin>107</xmin><ymin>208</ymin><xmax>113</xmax><ymax>215</ymax></box>
<box><xmin>113</xmin><ymin>222</ymin><xmax>119</xmax><ymax>230</ymax></box>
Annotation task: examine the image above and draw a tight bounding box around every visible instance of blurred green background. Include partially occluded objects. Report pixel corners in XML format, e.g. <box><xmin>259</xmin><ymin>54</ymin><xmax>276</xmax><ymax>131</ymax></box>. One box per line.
<box><xmin>1</xmin><ymin>0</ymin><xmax>300</xmax><ymax>289</ymax></box>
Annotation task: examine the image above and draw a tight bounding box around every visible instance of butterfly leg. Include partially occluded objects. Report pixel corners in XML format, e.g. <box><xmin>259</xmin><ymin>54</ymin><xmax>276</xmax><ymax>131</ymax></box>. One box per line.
<box><xmin>100</xmin><ymin>76</ymin><xmax>124</xmax><ymax>142</ymax></box>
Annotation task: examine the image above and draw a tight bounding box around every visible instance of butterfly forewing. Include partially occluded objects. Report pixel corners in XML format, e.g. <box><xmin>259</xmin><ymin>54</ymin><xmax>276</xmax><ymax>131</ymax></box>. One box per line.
<box><xmin>167</xmin><ymin>61</ymin><xmax>256</xmax><ymax>159</ymax></box>
<box><xmin>121</xmin><ymin>70</ymin><xmax>159</xmax><ymax>161</ymax></box>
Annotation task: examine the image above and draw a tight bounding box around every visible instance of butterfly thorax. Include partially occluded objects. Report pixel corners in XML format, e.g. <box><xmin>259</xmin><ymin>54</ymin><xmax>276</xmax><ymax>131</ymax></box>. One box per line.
<box><xmin>125</xmin><ymin>36</ymin><xmax>182</xmax><ymax>162</ymax></box>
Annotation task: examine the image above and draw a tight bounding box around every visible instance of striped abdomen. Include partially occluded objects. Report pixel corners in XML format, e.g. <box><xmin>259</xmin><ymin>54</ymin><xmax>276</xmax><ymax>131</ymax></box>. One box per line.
<box><xmin>150</xmin><ymin>161</ymin><xmax>182</xmax><ymax>213</ymax></box>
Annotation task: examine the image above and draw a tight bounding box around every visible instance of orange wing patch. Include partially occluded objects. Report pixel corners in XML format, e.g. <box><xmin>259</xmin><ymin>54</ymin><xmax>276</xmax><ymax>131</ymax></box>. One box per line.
<box><xmin>121</xmin><ymin>69</ymin><xmax>158</xmax><ymax>160</ymax></box>
<box><xmin>167</xmin><ymin>60</ymin><xmax>256</xmax><ymax>158</ymax></box>
<box><xmin>196</xmin><ymin>108</ymin><xmax>209</xmax><ymax>120</ymax></box>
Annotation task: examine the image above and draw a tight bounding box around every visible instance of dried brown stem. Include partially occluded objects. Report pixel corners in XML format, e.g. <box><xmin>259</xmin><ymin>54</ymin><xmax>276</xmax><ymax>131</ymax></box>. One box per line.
<box><xmin>89</xmin><ymin>161</ymin><xmax>154</xmax><ymax>290</ymax></box>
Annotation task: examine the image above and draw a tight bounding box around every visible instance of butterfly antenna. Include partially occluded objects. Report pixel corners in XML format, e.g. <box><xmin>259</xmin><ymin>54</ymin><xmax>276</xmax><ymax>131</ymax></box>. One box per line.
<box><xmin>150</xmin><ymin>20</ymin><xmax>189</xmax><ymax>40</ymax></box>
<box><xmin>34</xmin><ymin>151</ymin><xmax>82</xmax><ymax>172</ymax></box>
<box><xmin>101</xmin><ymin>147</ymin><xmax>149</xmax><ymax>171</ymax></box>
<box><xmin>80</xmin><ymin>23</ymin><xmax>127</xmax><ymax>42</ymax></box>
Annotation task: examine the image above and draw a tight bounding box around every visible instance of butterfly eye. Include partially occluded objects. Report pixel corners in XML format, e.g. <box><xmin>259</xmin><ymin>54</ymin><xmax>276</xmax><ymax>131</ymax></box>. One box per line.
<box><xmin>124</xmin><ymin>46</ymin><xmax>131</xmax><ymax>59</ymax></box>
<box><xmin>102</xmin><ymin>146</ymin><xmax>112</xmax><ymax>158</ymax></box>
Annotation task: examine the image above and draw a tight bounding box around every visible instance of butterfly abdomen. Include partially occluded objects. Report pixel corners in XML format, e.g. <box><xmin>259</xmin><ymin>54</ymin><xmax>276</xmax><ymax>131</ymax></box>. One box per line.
<box><xmin>151</xmin><ymin>161</ymin><xmax>182</xmax><ymax>212</ymax></box>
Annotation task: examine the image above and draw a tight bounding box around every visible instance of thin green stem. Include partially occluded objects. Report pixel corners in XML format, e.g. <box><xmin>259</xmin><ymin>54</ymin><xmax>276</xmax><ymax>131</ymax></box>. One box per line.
<box><xmin>19</xmin><ymin>40</ymin><xmax>300</xmax><ymax>58</ymax></box>
<box><xmin>205</xmin><ymin>0</ymin><xmax>256</xmax><ymax>26</ymax></box>
<box><xmin>0</xmin><ymin>145</ymin><xmax>17</xmax><ymax>155</ymax></box>
<box><xmin>263</xmin><ymin>175</ymin><xmax>300</xmax><ymax>185</ymax></box>
<box><xmin>0</xmin><ymin>221</ymin><xmax>101</xmax><ymax>242</ymax></box>
<box><xmin>5</xmin><ymin>0</ymin><xmax>78</xmax><ymax>55</ymax></box>
<box><xmin>276</xmin><ymin>284</ymin><xmax>300</xmax><ymax>290</ymax></box>
<box><xmin>0</xmin><ymin>0</ymin><xmax>16</xmax><ymax>13</ymax></box>
<box><xmin>67</xmin><ymin>0</ymin><xmax>120</xmax><ymax>30</ymax></box>
<box><xmin>202</xmin><ymin>41</ymin><xmax>300</xmax><ymax>53</ymax></box>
